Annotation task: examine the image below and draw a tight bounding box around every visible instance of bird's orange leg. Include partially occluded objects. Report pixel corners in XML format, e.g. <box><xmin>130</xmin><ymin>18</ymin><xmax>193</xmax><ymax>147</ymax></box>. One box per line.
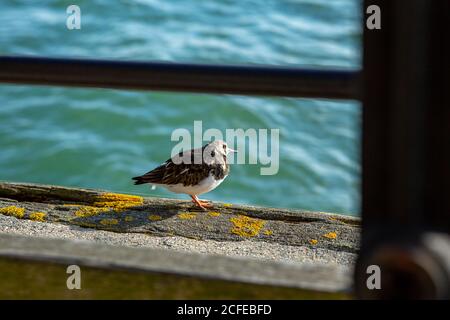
<box><xmin>190</xmin><ymin>195</ymin><xmax>213</xmax><ymax>210</ymax></box>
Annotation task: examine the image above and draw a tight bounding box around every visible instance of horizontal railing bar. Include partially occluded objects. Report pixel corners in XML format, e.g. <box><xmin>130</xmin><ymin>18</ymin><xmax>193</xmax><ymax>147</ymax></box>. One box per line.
<box><xmin>0</xmin><ymin>56</ymin><xmax>360</xmax><ymax>100</ymax></box>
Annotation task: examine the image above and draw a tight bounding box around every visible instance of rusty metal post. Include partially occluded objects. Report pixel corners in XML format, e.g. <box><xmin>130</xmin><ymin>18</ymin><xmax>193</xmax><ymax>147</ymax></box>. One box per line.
<box><xmin>355</xmin><ymin>0</ymin><xmax>450</xmax><ymax>299</ymax></box>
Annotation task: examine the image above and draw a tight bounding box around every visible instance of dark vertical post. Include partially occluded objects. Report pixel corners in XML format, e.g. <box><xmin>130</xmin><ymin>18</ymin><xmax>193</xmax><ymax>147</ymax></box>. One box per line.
<box><xmin>355</xmin><ymin>0</ymin><xmax>450</xmax><ymax>299</ymax></box>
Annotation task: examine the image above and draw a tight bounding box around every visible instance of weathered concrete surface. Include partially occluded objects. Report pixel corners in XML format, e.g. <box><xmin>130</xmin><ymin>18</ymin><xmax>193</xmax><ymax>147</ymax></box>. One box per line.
<box><xmin>0</xmin><ymin>215</ymin><xmax>356</xmax><ymax>266</ymax></box>
<box><xmin>0</xmin><ymin>182</ymin><xmax>360</xmax><ymax>298</ymax></box>
<box><xmin>0</xmin><ymin>182</ymin><xmax>360</xmax><ymax>255</ymax></box>
<box><xmin>0</xmin><ymin>233</ymin><xmax>351</xmax><ymax>299</ymax></box>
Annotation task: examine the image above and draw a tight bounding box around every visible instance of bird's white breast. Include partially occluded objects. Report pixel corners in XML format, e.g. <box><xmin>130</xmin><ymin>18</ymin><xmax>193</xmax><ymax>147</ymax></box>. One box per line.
<box><xmin>165</xmin><ymin>172</ymin><xmax>226</xmax><ymax>196</ymax></box>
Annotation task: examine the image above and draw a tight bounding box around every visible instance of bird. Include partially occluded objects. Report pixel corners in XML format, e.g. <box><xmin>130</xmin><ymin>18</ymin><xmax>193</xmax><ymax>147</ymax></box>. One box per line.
<box><xmin>132</xmin><ymin>140</ymin><xmax>236</xmax><ymax>210</ymax></box>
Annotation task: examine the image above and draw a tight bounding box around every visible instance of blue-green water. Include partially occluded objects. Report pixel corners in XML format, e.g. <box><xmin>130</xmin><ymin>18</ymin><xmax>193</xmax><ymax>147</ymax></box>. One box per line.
<box><xmin>0</xmin><ymin>0</ymin><xmax>362</xmax><ymax>215</ymax></box>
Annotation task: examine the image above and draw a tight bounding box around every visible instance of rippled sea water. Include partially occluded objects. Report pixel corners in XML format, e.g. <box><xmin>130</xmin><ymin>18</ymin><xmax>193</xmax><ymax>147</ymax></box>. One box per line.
<box><xmin>0</xmin><ymin>0</ymin><xmax>362</xmax><ymax>215</ymax></box>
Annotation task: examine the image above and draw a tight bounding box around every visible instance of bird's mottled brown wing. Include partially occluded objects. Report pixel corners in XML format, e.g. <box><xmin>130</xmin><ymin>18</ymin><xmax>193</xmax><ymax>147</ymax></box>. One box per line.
<box><xmin>132</xmin><ymin>145</ymin><xmax>213</xmax><ymax>187</ymax></box>
<box><xmin>132</xmin><ymin>159</ymin><xmax>209</xmax><ymax>186</ymax></box>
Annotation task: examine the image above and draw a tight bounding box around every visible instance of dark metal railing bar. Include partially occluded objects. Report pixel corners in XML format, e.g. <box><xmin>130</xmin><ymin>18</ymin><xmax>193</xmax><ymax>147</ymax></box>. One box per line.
<box><xmin>0</xmin><ymin>56</ymin><xmax>360</xmax><ymax>100</ymax></box>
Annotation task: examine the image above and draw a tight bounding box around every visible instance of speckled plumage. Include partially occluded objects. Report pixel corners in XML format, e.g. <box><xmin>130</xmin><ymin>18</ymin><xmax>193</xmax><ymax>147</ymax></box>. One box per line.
<box><xmin>133</xmin><ymin>145</ymin><xmax>229</xmax><ymax>187</ymax></box>
<box><xmin>132</xmin><ymin>140</ymin><xmax>234</xmax><ymax>209</ymax></box>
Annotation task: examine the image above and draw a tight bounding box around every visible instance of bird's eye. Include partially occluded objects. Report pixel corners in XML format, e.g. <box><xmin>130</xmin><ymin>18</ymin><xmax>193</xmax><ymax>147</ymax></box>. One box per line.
<box><xmin>223</xmin><ymin>144</ymin><xmax>227</xmax><ymax>150</ymax></box>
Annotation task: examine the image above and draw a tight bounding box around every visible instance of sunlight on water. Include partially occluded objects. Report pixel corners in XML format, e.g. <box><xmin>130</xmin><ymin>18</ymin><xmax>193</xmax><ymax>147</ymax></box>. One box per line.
<box><xmin>0</xmin><ymin>0</ymin><xmax>362</xmax><ymax>215</ymax></box>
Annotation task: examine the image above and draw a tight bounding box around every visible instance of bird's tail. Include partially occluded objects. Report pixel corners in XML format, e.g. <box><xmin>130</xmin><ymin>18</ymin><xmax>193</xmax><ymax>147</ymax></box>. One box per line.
<box><xmin>132</xmin><ymin>176</ymin><xmax>147</xmax><ymax>185</ymax></box>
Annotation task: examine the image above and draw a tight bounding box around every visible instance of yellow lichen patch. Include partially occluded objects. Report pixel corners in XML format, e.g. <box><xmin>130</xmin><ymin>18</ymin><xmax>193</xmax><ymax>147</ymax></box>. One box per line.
<box><xmin>263</xmin><ymin>229</ymin><xmax>273</xmax><ymax>236</ymax></box>
<box><xmin>124</xmin><ymin>216</ymin><xmax>134</xmax><ymax>222</ymax></box>
<box><xmin>74</xmin><ymin>206</ymin><xmax>109</xmax><ymax>218</ymax></box>
<box><xmin>0</xmin><ymin>206</ymin><xmax>25</xmax><ymax>219</ymax></box>
<box><xmin>29</xmin><ymin>212</ymin><xmax>46</xmax><ymax>222</ymax></box>
<box><xmin>95</xmin><ymin>192</ymin><xmax>143</xmax><ymax>203</ymax></box>
<box><xmin>148</xmin><ymin>214</ymin><xmax>162</xmax><ymax>221</ymax></box>
<box><xmin>178</xmin><ymin>212</ymin><xmax>197</xmax><ymax>219</ymax></box>
<box><xmin>309</xmin><ymin>239</ymin><xmax>318</xmax><ymax>245</ymax></box>
<box><xmin>208</xmin><ymin>211</ymin><xmax>221</xmax><ymax>217</ymax></box>
<box><xmin>230</xmin><ymin>215</ymin><xmax>265</xmax><ymax>238</ymax></box>
<box><xmin>92</xmin><ymin>193</ymin><xmax>143</xmax><ymax>212</ymax></box>
<box><xmin>323</xmin><ymin>232</ymin><xmax>338</xmax><ymax>239</ymax></box>
<box><xmin>223</xmin><ymin>203</ymin><xmax>233</xmax><ymax>208</ymax></box>
<box><xmin>100</xmin><ymin>218</ymin><xmax>119</xmax><ymax>226</ymax></box>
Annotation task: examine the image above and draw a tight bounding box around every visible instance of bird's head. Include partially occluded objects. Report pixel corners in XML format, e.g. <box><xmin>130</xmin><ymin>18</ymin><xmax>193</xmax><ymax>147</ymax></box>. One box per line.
<box><xmin>206</xmin><ymin>140</ymin><xmax>237</xmax><ymax>156</ymax></box>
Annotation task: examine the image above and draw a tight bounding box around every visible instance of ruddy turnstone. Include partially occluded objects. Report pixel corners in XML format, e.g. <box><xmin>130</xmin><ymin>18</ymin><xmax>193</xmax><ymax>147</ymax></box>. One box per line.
<box><xmin>132</xmin><ymin>140</ymin><xmax>236</xmax><ymax>210</ymax></box>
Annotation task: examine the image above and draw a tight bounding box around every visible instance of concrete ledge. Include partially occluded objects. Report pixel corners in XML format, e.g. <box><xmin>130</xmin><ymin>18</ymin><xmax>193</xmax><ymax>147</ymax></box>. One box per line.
<box><xmin>0</xmin><ymin>182</ymin><xmax>360</xmax><ymax>253</ymax></box>
<box><xmin>0</xmin><ymin>181</ymin><xmax>360</xmax><ymax>298</ymax></box>
<box><xmin>0</xmin><ymin>233</ymin><xmax>351</xmax><ymax>299</ymax></box>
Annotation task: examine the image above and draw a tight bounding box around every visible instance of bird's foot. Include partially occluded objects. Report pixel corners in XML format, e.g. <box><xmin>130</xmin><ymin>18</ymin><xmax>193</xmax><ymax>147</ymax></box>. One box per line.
<box><xmin>191</xmin><ymin>200</ymin><xmax>214</xmax><ymax>209</ymax></box>
<box><xmin>190</xmin><ymin>196</ymin><xmax>214</xmax><ymax>210</ymax></box>
<box><xmin>199</xmin><ymin>200</ymin><xmax>213</xmax><ymax>208</ymax></box>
